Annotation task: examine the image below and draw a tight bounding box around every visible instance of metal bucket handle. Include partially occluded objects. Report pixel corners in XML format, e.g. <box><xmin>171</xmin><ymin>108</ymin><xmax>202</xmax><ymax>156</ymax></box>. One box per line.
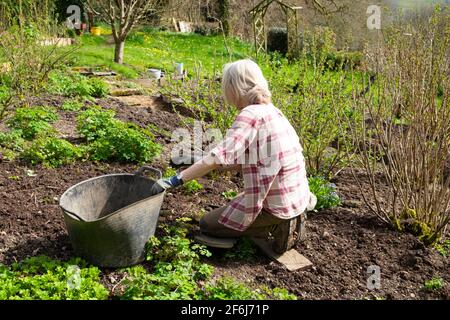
<box><xmin>65</xmin><ymin>210</ymin><xmax>86</xmax><ymax>222</ymax></box>
<box><xmin>135</xmin><ymin>166</ymin><xmax>162</xmax><ymax>181</ymax></box>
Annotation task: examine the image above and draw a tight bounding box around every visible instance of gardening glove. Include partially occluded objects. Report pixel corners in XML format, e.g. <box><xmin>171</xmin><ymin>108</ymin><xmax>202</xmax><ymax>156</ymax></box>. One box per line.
<box><xmin>150</xmin><ymin>175</ymin><xmax>184</xmax><ymax>195</ymax></box>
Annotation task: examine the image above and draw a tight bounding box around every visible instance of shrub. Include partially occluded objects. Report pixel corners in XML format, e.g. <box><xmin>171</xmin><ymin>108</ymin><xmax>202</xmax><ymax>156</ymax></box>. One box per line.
<box><xmin>0</xmin><ymin>129</ymin><xmax>26</xmax><ymax>152</ymax></box>
<box><xmin>308</xmin><ymin>176</ymin><xmax>341</xmax><ymax>210</ymax></box>
<box><xmin>301</xmin><ymin>26</ymin><xmax>337</xmax><ymax>62</ymax></box>
<box><xmin>77</xmin><ymin>107</ymin><xmax>161</xmax><ymax>163</ymax></box>
<box><xmin>22</xmin><ymin>137</ymin><xmax>82</xmax><ymax>167</ymax></box>
<box><xmin>0</xmin><ymin>24</ymin><xmax>76</xmax><ymax>121</ymax></box>
<box><xmin>161</xmin><ymin>73</ymin><xmax>238</xmax><ymax>135</ymax></box>
<box><xmin>0</xmin><ymin>256</ymin><xmax>109</xmax><ymax>300</ymax></box>
<box><xmin>7</xmin><ymin>106</ymin><xmax>58</xmax><ymax>140</ymax></box>
<box><xmin>349</xmin><ymin>8</ymin><xmax>450</xmax><ymax>245</ymax></box>
<box><xmin>325</xmin><ymin>51</ymin><xmax>363</xmax><ymax>71</ymax></box>
<box><xmin>48</xmin><ymin>72</ymin><xmax>110</xmax><ymax>98</ymax></box>
<box><xmin>268</xmin><ymin>56</ymin><xmax>362</xmax><ymax>177</ymax></box>
<box><xmin>77</xmin><ymin>106</ymin><xmax>117</xmax><ymax>141</ymax></box>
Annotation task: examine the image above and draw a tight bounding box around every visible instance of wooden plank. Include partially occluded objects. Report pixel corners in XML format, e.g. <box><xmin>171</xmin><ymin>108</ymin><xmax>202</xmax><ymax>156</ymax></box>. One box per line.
<box><xmin>252</xmin><ymin>238</ymin><xmax>313</xmax><ymax>271</ymax></box>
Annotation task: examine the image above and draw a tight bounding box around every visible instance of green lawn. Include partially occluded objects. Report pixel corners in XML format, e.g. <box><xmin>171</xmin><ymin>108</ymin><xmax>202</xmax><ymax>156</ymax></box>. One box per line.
<box><xmin>73</xmin><ymin>28</ymin><xmax>253</xmax><ymax>78</ymax></box>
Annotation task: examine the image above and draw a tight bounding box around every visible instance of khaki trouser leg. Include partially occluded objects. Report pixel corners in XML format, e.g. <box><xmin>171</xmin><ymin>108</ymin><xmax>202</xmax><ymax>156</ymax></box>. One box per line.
<box><xmin>200</xmin><ymin>206</ymin><xmax>285</xmax><ymax>238</ymax></box>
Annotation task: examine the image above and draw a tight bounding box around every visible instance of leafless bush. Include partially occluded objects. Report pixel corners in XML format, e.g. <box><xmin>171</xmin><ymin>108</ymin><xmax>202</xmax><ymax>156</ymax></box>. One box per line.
<box><xmin>349</xmin><ymin>8</ymin><xmax>450</xmax><ymax>244</ymax></box>
<box><xmin>0</xmin><ymin>22</ymin><xmax>77</xmax><ymax>121</ymax></box>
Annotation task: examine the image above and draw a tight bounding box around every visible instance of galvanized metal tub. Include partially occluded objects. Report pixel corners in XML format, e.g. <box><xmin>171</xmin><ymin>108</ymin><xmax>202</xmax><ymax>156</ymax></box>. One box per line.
<box><xmin>59</xmin><ymin>167</ymin><xmax>164</xmax><ymax>268</ymax></box>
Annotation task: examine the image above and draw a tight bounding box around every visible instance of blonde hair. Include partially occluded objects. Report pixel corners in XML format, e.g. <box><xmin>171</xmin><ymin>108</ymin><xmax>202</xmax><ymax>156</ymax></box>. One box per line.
<box><xmin>222</xmin><ymin>59</ymin><xmax>272</xmax><ymax>108</ymax></box>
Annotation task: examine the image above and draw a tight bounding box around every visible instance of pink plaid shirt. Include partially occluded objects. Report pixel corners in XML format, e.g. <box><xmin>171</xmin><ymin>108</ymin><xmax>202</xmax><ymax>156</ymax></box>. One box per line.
<box><xmin>210</xmin><ymin>104</ymin><xmax>310</xmax><ymax>231</ymax></box>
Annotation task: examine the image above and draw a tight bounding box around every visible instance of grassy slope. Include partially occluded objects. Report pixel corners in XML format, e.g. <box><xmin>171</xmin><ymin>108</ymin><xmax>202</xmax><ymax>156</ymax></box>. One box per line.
<box><xmin>74</xmin><ymin>28</ymin><xmax>253</xmax><ymax>78</ymax></box>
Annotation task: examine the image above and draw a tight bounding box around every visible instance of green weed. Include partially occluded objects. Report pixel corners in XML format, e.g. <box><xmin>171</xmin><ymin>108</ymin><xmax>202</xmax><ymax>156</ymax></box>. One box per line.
<box><xmin>0</xmin><ymin>256</ymin><xmax>109</xmax><ymax>300</ymax></box>
<box><xmin>61</xmin><ymin>99</ymin><xmax>84</xmax><ymax>112</ymax></box>
<box><xmin>183</xmin><ymin>180</ymin><xmax>204</xmax><ymax>194</ymax></box>
<box><xmin>77</xmin><ymin>107</ymin><xmax>161</xmax><ymax>163</ymax></box>
<box><xmin>223</xmin><ymin>237</ymin><xmax>258</xmax><ymax>262</ymax></box>
<box><xmin>48</xmin><ymin>71</ymin><xmax>110</xmax><ymax>98</ymax></box>
<box><xmin>8</xmin><ymin>106</ymin><xmax>58</xmax><ymax>140</ymax></box>
<box><xmin>434</xmin><ymin>240</ymin><xmax>450</xmax><ymax>257</ymax></box>
<box><xmin>121</xmin><ymin>219</ymin><xmax>296</xmax><ymax>300</ymax></box>
<box><xmin>222</xmin><ymin>190</ymin><xmax>238</xmax><ymax>200</ymax></box>
<box><xmin>308</xmin><ymin>176</ymin><xmax>341</xmax><ymax>210</ymax></box>
<box><xmin>423</xmin><ymin>278</ymin><xmax>444</xmax><ymax>291</ymax></box>
<box><xmin>22</xmin><ymin>137</ymin><xmax>82</xmax><ymax>168</ymax></box>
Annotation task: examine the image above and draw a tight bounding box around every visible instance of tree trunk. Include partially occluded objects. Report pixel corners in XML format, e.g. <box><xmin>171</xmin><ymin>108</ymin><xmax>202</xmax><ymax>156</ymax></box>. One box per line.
<box><xmin>114</xmin><ymin>40</ymin><xmax>125</xmax><ymax>64</ymax></box>
<box><xmin>218</xmin><ymin>0</ymin><xmax>230</xmax><ymax>36</ymax></box>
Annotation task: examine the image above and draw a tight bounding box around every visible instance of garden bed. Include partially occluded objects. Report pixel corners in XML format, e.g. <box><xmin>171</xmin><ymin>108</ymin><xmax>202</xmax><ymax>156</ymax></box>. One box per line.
<box><xmin>0</xmin><ymin>98</ymin><xmax>448</xmax><ymax>300</ymax></box>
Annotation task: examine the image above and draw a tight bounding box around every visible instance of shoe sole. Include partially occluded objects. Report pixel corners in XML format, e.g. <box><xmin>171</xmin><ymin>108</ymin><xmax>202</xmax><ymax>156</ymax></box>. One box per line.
<box><xmin>194</xmin><ymin>234</ymin><xmax>237</xmax><ymax>249</ymax></box>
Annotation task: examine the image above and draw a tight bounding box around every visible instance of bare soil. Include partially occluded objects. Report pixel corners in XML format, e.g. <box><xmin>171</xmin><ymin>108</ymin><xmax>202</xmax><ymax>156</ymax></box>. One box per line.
<box><xmin>0</xmin><ymin>94</ymin><xmax>448</xmax><ymax>300</ymax></box>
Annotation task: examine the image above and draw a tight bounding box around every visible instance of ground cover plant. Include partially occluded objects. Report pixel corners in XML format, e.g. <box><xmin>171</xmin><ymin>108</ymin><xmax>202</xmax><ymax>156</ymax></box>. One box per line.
<box><xmin>0</xmin><ymin>221</ymin><xmax>295</xmax><ymax>300</ymax></box>
<box><xmin>0</xmin><ymin>2</ymin><xmax>448</xmax><ymax>302</ymax></box>
<box><xmin>0</xmin><ymin>256</ymin><xmax>109</xmax><ymax>300</ymax></box>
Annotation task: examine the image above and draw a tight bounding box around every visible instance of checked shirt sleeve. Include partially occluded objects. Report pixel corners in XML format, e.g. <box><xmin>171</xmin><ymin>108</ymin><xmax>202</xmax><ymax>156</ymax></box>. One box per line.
<box><xmin>210</xmin><ymin>108</ymin><xmax>260</xmax><ymax>166</ymax></box>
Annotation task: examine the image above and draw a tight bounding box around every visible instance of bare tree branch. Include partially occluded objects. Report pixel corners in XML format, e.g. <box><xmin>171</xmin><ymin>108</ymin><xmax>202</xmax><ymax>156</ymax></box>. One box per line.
<box><xmin>305</xmin><ymin>0</ymin><xmax>348</xmax><ymax>16</ymax></box>
<box><xmin>84</xmin><ymin>0</ymin><xmax>178</xmax><ymax>63</ymax></box>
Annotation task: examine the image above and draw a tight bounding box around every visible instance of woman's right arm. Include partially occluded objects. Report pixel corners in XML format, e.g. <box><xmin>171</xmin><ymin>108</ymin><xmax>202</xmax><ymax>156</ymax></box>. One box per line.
<box><xmin>217</xmin><ymin>164</ymin><xmax>242</xmax><ymax>172</ymax></box>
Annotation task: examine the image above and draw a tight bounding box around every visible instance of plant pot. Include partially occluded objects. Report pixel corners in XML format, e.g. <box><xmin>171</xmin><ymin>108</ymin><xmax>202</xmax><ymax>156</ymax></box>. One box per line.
<box><xmin>90</xmin><ymin>27</ymin><xmax>101</xmax><ymax>36</ymax></box>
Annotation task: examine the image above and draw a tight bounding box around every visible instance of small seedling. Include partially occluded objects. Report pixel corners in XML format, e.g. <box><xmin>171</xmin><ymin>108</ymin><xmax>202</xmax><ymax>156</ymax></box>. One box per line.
<box><xmin>222</xmin><ymin>190</ymin><xmax>238</xmax><ymax>200</ymax></box>
<box><xmin>183</xmin><ymin>180</ymin><xmax>203</xmax><ymax>194</ymax></box>
<box><xmin>423</xmin><ymin>278</ymin><xmax>444</xmax><ymax>291</ymax></box>
<box><xmin>434</xmin><ymin>240</ymin><xmax>450</xmax><ymax>257</ymax></box>
<box><xmin>163</xmin><ymin>167</ymin><xmax>177</xmax><ymax>178</ymax></box>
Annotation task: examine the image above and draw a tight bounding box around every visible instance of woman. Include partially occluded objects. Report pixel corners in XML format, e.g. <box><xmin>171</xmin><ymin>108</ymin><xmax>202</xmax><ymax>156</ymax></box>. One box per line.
<box><xmin>156</xmin><ymin>59</ymin><xmax>315</xmax><ymax>254</ymax></box>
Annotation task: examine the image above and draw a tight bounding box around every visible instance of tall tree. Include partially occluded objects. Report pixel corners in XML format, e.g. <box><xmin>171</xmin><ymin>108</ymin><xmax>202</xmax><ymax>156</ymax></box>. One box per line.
<box><xmin>86</xmin><ymin>0</ymin><xmax>170</xmax><ymax>64</ymax></box>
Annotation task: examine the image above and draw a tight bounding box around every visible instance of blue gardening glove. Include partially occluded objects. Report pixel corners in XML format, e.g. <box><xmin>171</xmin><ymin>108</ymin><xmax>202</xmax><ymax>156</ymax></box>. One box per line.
<box><xmin>150</xmin><ymin>175</ymin><xmax>183</xmax><ymax>195</ymax></box>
